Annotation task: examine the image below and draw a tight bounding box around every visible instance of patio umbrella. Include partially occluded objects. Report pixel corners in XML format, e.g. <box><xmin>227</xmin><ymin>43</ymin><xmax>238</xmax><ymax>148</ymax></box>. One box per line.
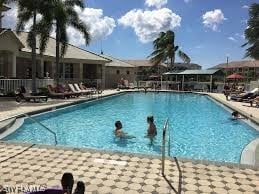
<box><xmin>226</xmin><ymin>73</ymin><xmax>244</xmax><ymax>79</ymax></box>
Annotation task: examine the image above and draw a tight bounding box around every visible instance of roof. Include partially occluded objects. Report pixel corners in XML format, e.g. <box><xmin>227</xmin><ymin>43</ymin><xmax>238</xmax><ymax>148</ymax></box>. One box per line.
<box><xmin>211</xmin><ymin>60</ymin><xmax>259</xmax><ymax>69</ymax></box>
<box><xmin>168</xmin><ymin>62</ymin><xmax>202</xmax><ymax>68</ymax></box>
<box><xmin>124</xmin><ymin>60</ymin><xmax>167</xmax><ymax>67</ymax></box>
<box><xmin>0</xmin><ymin>4</ymin><xmax>11</xmax><ymax>12</ymax></box>
<box><xmin>0</xmin><ymin>29</ymin><xmax>25</xmax><ymax>48</ymax></box>
<box><xmin>164</xmin><ymin>69</ymin><xmax>222</xmax><ymax>75</ymax></box>
<box><xmin>15</xmin><ymin>31</ymin><xmax>109</xmax><ymax>62</ymax></box>
<box><xmin>100</xmin><ymin>54</ymin><xmax>135</xmax><ymax>68</ymax></box>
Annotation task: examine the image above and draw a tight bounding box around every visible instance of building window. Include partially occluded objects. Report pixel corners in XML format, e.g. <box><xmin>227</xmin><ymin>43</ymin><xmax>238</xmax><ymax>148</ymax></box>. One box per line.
<box><xmin>127</xmin><ymin>71</ymin><xmax>130</xmax><ymax>75</ymax></box>
<box><xmin>116</xmin><ymin>70</ymin><xmax>120</xmax><ymax>74</ymax></box>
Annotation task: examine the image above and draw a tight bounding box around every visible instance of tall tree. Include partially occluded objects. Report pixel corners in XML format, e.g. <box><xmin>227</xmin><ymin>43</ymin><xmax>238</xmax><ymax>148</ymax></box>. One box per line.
<box><xmin>16</xmin><ymin>0</ymin><xmax>39</xmax><ymax>93</ymax></box>
<box><xmin>1</xmin><ymin>0</ymin><xmax>51</xmax><ymax>93</ymax></box>
<box><xmin>149</xmin><ymin>30</ymin><xmax>190</xmax><ymax>72</ymax></box>
<box><xmin>242</xmin><ymin>3</ymin><xmax>259</xmax><ymax>60</ymax></box>
<box><xmin>36</xmin><ymin>0</ymin><xmax>90</xmax><ymax>85</ymax></box>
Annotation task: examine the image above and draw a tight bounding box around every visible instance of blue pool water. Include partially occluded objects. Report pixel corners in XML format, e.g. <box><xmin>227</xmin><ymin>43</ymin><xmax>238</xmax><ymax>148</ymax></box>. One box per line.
<box><xmin>4</xmin><ymin>92</ymin><xmax>259</xmax><ymax>163</ymax></box>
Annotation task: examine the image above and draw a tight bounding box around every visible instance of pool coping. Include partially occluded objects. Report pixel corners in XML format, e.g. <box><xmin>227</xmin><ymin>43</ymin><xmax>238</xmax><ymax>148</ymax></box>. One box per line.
<box><xmin>0</xmin><ymin>140</ymin><xmax>258</xmax><ymax>170</ymax></box>
<box><xmin>1</xmin><ymin>90</ymin><xmax>259</xmax><ymax>168</ymax></box>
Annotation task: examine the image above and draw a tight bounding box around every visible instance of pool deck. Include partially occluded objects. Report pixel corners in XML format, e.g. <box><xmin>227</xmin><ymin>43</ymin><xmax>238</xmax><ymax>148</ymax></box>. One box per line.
<box><xmin>0</xmin><ymin>142</ymin><xmax>258</xmax><ymax>194</ymax></box>
<box><xmin>0</xmin><ymin>90</ymin><xmax>122</xmax><ymax>122</ymax></box>
<box><xmin>0</xmin><ymin>90</ymin><xmax>259</xmax><ymax>193</ymax></box>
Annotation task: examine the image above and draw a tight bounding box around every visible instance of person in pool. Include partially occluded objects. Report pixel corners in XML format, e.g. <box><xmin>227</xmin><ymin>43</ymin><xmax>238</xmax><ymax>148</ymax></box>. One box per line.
<box><xmin>232</xmin><ymin>111</ymin><xmax>245</xmax><ymax>120</ymax></box>
<box><xmin>114</xmin><ymin>121</ymin><xmax>135</xmax><ymax>139</ymax></box>
<box><xmin>146</xmin><ymin>116</ymin><xmax>157</xmax><ymax>137</ymax></box>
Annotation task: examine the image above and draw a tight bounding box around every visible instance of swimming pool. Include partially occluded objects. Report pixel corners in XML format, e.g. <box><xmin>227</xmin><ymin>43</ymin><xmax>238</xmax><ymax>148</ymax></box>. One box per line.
<box><xmin>4</xmin><ymin>92</ymin><xmax>259</xmax><ymax>163</ymax></box>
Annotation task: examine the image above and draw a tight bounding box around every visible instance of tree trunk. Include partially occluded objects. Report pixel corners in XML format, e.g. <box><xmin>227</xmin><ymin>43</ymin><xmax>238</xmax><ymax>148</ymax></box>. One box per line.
<box><xmin>31</xmin><ymin>10</ymin><xmax>37</xmax><ymax>94</ymax></box>
<box><xmin>170</xmin><ymin>54</ymin><xmax>175</xmax><ymax>72</ymax></box>
<box><xmin>55</xmin><ymin>24</ymin><xmax>60</xmax><ymax>86</ymax></box>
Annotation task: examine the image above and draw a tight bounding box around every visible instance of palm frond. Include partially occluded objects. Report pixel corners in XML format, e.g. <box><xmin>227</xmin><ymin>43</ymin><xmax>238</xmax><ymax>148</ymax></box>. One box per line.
<box><xmin>242</xmin><ymin>3</ymin><xmax>259</xmax><ymax>59</ymax></box>
<box><xmin>178</xmin><ymin>50</ymin><xmax>191</xmax><ymax>63</ymax></box>
<box><xmin>16</xmin><ymin>8</ymin><xmax>32</xmax><ymax>32</ymax></box>
<box><xmin>65</xmin><ymin>0</ymin><xmax>84</xmax><ymax>9</ymax></box>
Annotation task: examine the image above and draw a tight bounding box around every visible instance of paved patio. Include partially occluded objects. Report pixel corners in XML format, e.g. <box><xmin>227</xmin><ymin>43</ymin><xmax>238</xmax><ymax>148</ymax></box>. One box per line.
<box><xmin>0</xmin><ymin>90</ymin><xmax>122</xmax><ymax>122</ymax></box>
<box><xmin>0</xmin><ymin>143</ymin><xmax>258</xmax><ymax>194</ymax></box>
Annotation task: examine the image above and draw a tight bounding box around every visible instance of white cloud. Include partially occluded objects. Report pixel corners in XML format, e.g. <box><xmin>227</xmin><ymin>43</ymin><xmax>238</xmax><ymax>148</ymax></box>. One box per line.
<box><xmin>2</xmin><ymin>3</ymin><xmax>17</xmax><ymax>29</ymax></box>
<box><xmin>202</xmin><ymin>9</ymin><xmax>226</xmax><ymax>31</ymax></box>
<box><xmin>228</xmin><ymin>37</ymin><xmax>237</xmax><ymax>42</ymax></box>
<box><xmin>242</xmin><ymin>5</ymin><xmax>249</xmax><ymax>9</ymax></box>
<box><xmin>118</xmin><ymin>8</ymin><xmax>181</xmax><ymax>43</ymax></box>
<box><xmin>50</xmin><ymin>7</ymin><xmax>116</xmax><ymax>46</ymax></box>
<box><xmin>72</xmin><ymin>6</ymin><xmax>116</xmax><ymax>44</ymax></box>
<box><xmin>1</xmin><ymin>4</ymin><xmax>116</xmax><ymax>46</ymax></box>
<box><xmin>145</xmin><ymin>0</ymin><xmax>168</xmax><ymax>9</ymax></box>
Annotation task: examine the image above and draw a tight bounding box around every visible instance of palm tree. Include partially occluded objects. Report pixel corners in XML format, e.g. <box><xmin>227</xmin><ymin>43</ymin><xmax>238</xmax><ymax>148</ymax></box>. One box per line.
<box><xmin>35</xmin><ymin>0</ymin><xmax>90</xmax><ymax>85</ymax></box>
<box><xmin>242</xmin><ymin>3</ymin><xmax>259</xmax><ymax>60</ymax></box>
<box><xmin>149</xmin><ymin>30</ymin><xmax>190</xmax><ymax>72</ymax></box>
<box><xmin>1</xmin><ymin>0</ymin><xmax>51</xmax><ymax>93</ymax></box>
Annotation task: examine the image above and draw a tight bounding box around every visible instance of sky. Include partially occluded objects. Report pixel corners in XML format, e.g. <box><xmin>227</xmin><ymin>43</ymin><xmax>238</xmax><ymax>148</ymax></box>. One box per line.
<box><xmin>2</xmin><ymin>0</ymin><xmax>256</xmax><ymax>69</ymax></box>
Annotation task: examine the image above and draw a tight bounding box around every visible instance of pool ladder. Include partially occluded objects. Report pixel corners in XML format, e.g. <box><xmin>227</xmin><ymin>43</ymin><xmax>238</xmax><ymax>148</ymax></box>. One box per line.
<box><xmin>22</xmin><ymin>113</ymin><xmax>58</xmax><ymax>145</ymax></box>
<box><xmin>161</xmin><ymin>117</ymin><xmax>171</xmax><ymax>175</ymax></box>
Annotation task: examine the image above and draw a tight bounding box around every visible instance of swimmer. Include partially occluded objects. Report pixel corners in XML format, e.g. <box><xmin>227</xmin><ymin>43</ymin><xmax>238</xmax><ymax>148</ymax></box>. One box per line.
<box><xmin>114</xmin><ymin>121</ymin><xmax>135</xmax><ymax>139</ymax></box>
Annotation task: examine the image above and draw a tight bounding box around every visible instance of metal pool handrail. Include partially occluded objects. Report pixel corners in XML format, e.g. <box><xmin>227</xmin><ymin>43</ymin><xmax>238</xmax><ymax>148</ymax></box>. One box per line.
<box><xmin>22</xmin><ymin>113</ymin><xmax>58</xmax><ymax>145</ymax></box>
<box><xmin>161</xmin><ymin>117</ymin><xmax>170</xmax><ymax>175</ymax></box>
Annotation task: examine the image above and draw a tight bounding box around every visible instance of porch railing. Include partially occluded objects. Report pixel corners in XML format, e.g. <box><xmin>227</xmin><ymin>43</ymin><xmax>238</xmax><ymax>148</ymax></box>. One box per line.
<box><xmin>138</xmin><ymin>81</ymin><xmax>253</xmax><ymax>92</ymax></box>
<box><xmin>0</xmin><ymin>79</ymin><xmax>54</xmax><ymax>93</ymax></box>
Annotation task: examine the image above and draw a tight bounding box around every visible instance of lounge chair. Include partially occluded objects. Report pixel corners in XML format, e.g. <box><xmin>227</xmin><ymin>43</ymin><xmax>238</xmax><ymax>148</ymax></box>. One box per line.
<box><xmin>230</xmin><ymin>88</ymin><xmax>259</xmax><ymax>101</ymax></box>
<box><xmin>68</xmin><ymin>84</ymin><xmax>82</xmax><ymax>96</ymax></box>
<box><xmin>74</xmin><ymin>83</ymin><xmax>91</xmax><ymax>95</ymax></box>
<box><xmin>57</xmin><ymin>84</ymin><xmax>79</xmax><ymax>97</ymax></box>
<box><xmin>79</xmin><ymin>83</ymin><xmax>97</xmax><ymax>94</ymax></box>
<box><xmin>16</xmin><ymin>86</ymin><xmax>48</xmax><ymax>102</ymax></box>
<box><xmin>47</xmin><ymin>85</ymin><xmax>72</xmax><ymax>99</ymax></box>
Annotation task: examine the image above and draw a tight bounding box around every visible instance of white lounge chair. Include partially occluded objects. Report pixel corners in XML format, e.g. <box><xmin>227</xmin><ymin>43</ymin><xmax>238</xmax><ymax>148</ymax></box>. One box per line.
<box><xmin>68</xmin><ymin>84</ymin><xmax>81</xmax><ymax>95</ymax></box>
<box><xmin>79</xmin><ymin>83</ymin><xmax>97</xmax><ymax>94</ymax></box>
<box><xmin>74</xmin><ymin>83</ymin><xmax>91</xmax><ymax>95</ymax></box>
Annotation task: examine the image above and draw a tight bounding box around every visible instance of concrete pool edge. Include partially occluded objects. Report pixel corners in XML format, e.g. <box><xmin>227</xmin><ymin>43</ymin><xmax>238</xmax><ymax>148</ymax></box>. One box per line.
<box><xmin>241</xmin><ymin>138</ymin><xmax>259</xmax><ymax>166</ymax></box>
<box><xmin>0</xmin><ymin>91</ymin><xmax>128</xmax><ymax>124</ymax></box>
<box><xmin>0</xmin><ymin>140</ymin><xmax>258</xmax><ymax>170</ymax></box>
<box><xmin>1</xmin><ymin>90</ymin><xmax>259</xmax><ymax>167</ymax></box>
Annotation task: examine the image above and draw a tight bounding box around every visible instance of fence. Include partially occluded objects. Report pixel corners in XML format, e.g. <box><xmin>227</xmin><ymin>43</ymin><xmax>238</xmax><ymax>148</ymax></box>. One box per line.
<box><xmin>138</xmin><ymin>81</ymin><xmax>254</xmax><ymax>93</ymax></box>
<box><xmin>0</xmin><ymin>79</ymin><xmax>54</xmax><ymax>93</ymax></box>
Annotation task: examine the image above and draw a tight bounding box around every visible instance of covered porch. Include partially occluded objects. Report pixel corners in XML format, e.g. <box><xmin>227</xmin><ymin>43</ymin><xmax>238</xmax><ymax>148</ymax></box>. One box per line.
<box><xmin>163</xmin><ymin>69</ymin><xmax>225</xmax><ymax>92</ymax></box>
<box><xmin>0</xmin><ymin>30</ymin><xmax>108</xmax><ymax>93</ymax></box>
<box><xmin>0</xmin><ymin>56</ymin><xmax>105</xmax><ymax>93</ymax></box>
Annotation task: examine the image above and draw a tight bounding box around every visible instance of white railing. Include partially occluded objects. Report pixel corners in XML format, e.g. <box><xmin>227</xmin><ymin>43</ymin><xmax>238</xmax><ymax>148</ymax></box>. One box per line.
<box><xmin>0</xmin><ymin>79</ymin><xmax>54</xmax><ymax>93</ymax></box>
<box><xmin>161</xmin><ymin>118</ymin><xmax>170</xmax><ymax>176</ymax></box>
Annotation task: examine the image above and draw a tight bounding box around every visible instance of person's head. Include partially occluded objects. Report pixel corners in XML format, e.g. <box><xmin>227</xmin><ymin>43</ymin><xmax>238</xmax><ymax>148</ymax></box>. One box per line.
<box><xmin>232</xmin><ymin>111</ymin><xmax>239</xmax><ymax>117</ymax></box>
<box><xmin>115</xmin><ymin>121</ymin><xmax>122</xmax><ymax>129</ymax></box>
<box><xmin>74</xmin><ymin>181</ymin><xmax>85</xmax><ymax>194</ymax></box>
<box><xmin>147</xmin><ymin>116</ymin><xmax>154</xmax><ymax>124</ymax></box>
<box><xmin>61</xmin><ymin>172</ymin><xmax>74</xmax><ymax>194</ymax></box>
